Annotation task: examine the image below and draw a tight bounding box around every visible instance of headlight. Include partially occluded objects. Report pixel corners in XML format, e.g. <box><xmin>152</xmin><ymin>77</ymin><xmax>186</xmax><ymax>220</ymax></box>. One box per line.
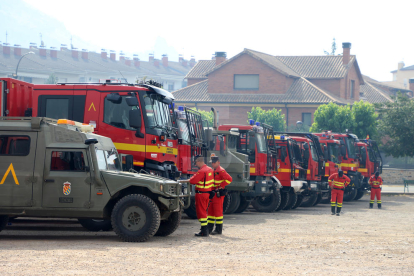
<box><xmin>311</xmin><ymin>184</ymin><xmax>317</xmax><ymax>189</ymax></box>
<box><xmin>261</xmin><ymin>187</ymin><xmax>267</xmax><ymax>192</ymax></box>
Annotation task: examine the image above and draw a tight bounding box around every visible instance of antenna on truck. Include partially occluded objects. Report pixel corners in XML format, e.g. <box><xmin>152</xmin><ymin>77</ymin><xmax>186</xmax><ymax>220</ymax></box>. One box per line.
<box><xmin>118</xmin><ymin>70</ymin><xmax>127</xmax><ymax>83</ymax></box>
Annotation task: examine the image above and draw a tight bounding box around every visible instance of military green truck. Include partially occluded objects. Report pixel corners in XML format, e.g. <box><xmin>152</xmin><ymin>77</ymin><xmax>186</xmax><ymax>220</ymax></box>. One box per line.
<box><xmin>0</xmin><ymin>117</ymin><xmax>189</xmax><ymax>242</ymax></box>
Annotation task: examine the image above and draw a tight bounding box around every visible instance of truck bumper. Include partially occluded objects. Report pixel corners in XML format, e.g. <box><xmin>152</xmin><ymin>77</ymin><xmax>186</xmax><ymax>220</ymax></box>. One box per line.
<box><xmin>242</xmin><ymin>180</ymin><xmax>274</xmax><ymax>197</ymax></box>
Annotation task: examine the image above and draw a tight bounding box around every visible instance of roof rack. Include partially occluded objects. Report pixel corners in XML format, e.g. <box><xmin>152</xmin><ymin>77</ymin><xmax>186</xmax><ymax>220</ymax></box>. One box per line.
<box><xmin>56</xmin><ymin>82</ymin><xmax>135</xmax><ymax>86</ymax></box>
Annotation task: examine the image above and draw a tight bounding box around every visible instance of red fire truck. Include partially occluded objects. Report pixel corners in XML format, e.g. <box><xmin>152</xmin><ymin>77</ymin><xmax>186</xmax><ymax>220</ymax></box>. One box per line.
<box><xmin>1</xmin><ymin>78</ymin><xmax>180</xmax><ymax>179</ymax></box>
<box><xmin>314</xmin><ymin>132</ymin><xmax>361</xmax><ymax>201</ymax></box>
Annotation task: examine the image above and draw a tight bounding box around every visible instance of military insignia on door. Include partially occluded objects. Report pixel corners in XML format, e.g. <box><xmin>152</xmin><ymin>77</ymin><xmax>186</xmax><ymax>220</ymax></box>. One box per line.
<box><xmin>63</xmin><ymin>182</ymin><xmax>71</xmax><ymax>195</ymax></box>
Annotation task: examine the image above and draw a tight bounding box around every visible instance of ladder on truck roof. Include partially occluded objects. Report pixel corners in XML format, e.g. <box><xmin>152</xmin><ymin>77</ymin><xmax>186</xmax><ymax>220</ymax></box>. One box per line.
<box><xmin>184</xmin><ymin>107</ymin><xmax>208</xmax><ymax>170</ymax></box>
<box><xmin>263</xmin><ymin>123</ymin><xmax>277</xmax><ymax>174</ymax></box>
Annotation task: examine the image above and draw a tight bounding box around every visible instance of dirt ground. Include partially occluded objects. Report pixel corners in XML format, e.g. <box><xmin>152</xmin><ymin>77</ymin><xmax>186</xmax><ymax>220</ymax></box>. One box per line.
<box><xmin>0</xmin><ymin>194</ymin><xmax>413</xmax><ymax>276</ymax></box>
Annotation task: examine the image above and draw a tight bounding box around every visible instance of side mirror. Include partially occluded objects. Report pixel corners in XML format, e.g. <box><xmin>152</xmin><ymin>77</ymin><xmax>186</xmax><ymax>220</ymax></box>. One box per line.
<box><xmin>281</xmin><ymin>148</ymin><xmax>287</xmax><ymax>163</ymax></box>
<box><xmin>129</xmin><ymin>109</ymin><xmax>142</xmax><ymax>129</ymax></box>
<box><xmin>126</xmin><ymin>96</ymin><xmax>139</xmax><ymax>106</ymax></box>
<box><xmin>122</xmin><ymin>154</ymin><xmax>134</xmax><ymax>171</ymax></box>
<box><xmin>323</xmin><ymin>145</ymin><xmax>329</xmax><ymax>160</ymax></box>
<box><xmin>220</xmin><ymin>140</ymin><xmax>225</xmax><ymax>156</ymax></box>
<box><xmin>205</xmin><ymin>128</ymin><xmax>213</xmax><ymax>142</ymax></box>
<box><xmin>178</xmin><ymin>138</ymin><xmax>183</xmax><ymax>145</ymax></box>
<box><xmin>107</xmin><ymin>93</ymin><xmax>122</xmax><ymax>104</ymax></box>
<box><xmin>304</xmin><ymin>148</ymin><xmax>309</xmax><ymax>160</ymax></box>
<box><xmin>340</xmin><ymin>145</ymin><xmax>347</xmax><ymax>159</ymax></box>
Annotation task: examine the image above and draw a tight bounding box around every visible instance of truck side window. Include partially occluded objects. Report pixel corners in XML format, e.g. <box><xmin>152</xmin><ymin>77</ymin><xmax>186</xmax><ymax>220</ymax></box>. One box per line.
<box><xmin>46</xmin><ymin>99</ymin><xmax>69</xmax><ymax>119</ymax></box>
<box><xmin>104</xmin><ymin>96</ymin><xmax>137</xmax><ymax>130</ymax></box>
<box><xmin>0</xmin><ymin>136</ymin><xmax>30</xmax><ymax>156</ymax></box>
<box><xmin>51</xmin><ymin>151</ymin><xmax>85</xmax><ymax>171</ymax></box>
<box><xmin>96</xmin><ymin>150</ymin><xmax>107</xmax><ymax>170</ymax></box>
<box><xmin>106</xmin><ymin>151</ymin><xmax>119</xmax><ymax>171</ymax></box>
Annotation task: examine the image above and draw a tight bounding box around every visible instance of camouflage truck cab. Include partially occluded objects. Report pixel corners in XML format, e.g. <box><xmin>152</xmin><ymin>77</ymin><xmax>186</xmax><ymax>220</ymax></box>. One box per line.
<box><xmin>0</xmin><ymin>117</ymin><xmax>189</xmax><ymax>242</ymax></box>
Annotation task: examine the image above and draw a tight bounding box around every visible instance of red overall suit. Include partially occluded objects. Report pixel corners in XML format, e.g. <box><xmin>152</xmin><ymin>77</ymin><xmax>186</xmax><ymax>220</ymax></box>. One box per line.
<box><xmin>189</xmin><ymin>164</ymin><xmax>214</xmax><ymax>227</ymax></box>
<box><xmin>207</xmin><ymin>166</ymin><xmax>232</xmax><ymax>228</ymax></box>
<box><xmin>369</xmin><ymin>175</ymin><xmax>383</xmax><ymax>208</ymax></box>
<box><xmin>328</xmin><ymin>173</ymin><xmax>350</xmax><ymax>214</ymax></box>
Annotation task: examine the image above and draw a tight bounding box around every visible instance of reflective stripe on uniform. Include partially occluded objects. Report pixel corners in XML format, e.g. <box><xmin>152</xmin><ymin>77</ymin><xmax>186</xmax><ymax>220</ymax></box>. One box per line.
<box><xmin>199</xmin><ymin>218</ymin><xmax>208</xmax><ymax>226</ymax></box>
<box><xmin>331</xmin><ymin>202</ymin><xmax>336</xmax><ymax>206</ymax></box>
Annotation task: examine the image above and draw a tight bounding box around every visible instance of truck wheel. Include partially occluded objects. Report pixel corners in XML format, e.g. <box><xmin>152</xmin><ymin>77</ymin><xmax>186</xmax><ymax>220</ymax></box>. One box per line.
<box><xmin>343</xmin><ymin>189</ymin><xmax>357</xmax><ymax>201</ymax></box>
<box><xmin>320</xmin><ymin>192</ymin><xmax>331</xmax><ymax>204</ymax></box>
<box><xmin>111</xmin><ymin>194</ymin><xmax>161</xmax><ymax>242</ymax></box>
<box><xmin>222</xmin><ymin>194</ymin><xmax>231</xmax><ymax>213</ymax></box>
<box><xmin>276</xmin><ymin>192</ymin><xmax>290</xmax><ymax>211</ymax></box>
<box><xmin>0</xmin><ymin>216</ymin><xmax>8</xmax><ymax>232</ymax></box>
<box><xmin>283</xmin><ymin>191</ymin><xmax>297</xmax><ymax>210</ymax></box>
<box><xmin>354</xmin><ymin>189</ymin><xmax>365</xmax><ymax>200</ymax></box>
<box><xmin>155</xmin><ymin>212</ymin><xmax>181</xmax><ymax>237</ymax></box>
<box><xmin>224</xmin><ymin>192</ymin><xmax>241</xmax><ymax>214</ymax></box>
<box><xmin>183</xmin><ymin>197</ymin><xmax>197</xmax><ymax>219</ymax></box>
<box><xmin>313</xmin><ymin>193</ymin><xmax>323</xmax><ymax>206</ymax></box>
<box><xmin>252</xmin><ymin>189</ymin><xmax>281</xmax><ymax>212</ymax></box>
<box><xmin>234</xmin><ymin>196</ymin><xmax>250</xmax><ymax>213</ymax></box>
<box><xmin>300</xmin><ymin>192</ymin><xmax>318</xmax><ymax>207</ymax></box>
<box><xmin>78</xmin><ymin>219</ymin><xmax>112</xmax><ymax>232</ymax></box>
<box><xmin>292</xmin><ymin>195</ymin><xmax>303</xmax><ymax>209</ymax></box>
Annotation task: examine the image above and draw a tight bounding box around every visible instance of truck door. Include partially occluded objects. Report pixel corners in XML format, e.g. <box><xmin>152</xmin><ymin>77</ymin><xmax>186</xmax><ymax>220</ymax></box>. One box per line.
<box><xmin>0</xmin><ymin>133</ymin><xmax>37</xmax><ymax>207</ymax></box>
<box><xmin>42</xmin><ymin>148</ymin><xmax>91</xmax><ymax>208</ymax></box>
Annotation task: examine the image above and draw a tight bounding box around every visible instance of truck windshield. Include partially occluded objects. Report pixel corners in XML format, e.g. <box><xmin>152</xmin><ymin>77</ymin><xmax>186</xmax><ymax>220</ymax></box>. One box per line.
<box><xmin>309</xmin><ymin>142</ymin><xmax>318</xmax><ymax>161</ymax></box>
<box><xmin>345</xmin><ymin>137</ymin><xmax>356</xmax><ymax>159</ymax></box>
<box><xmin>256</xmin><ymin>133</ymin><xmax>267</xmax><ymax>153</ymax></box>
<box><xmin>328</xmin><ymin>143</ymin><xmax>340</xmax><ymax>164</ymax></box>
<box><xmin>143</xmin><ymin>94</ymin><xmax>173</xmax><ymax>130</ymax></box>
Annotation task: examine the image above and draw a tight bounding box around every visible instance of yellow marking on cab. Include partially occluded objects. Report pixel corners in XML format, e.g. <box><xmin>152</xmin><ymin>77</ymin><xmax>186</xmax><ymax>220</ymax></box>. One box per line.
<box><xmin>307</xmin><ymin>170</ymin><xmax>311</xmax><ymax>175</ymax></box>
<box><xmin>146</xmin><ymin>145</ymin><xmax>178</xmax><ymax>155</ymax></box>
<box><xmin>250</xmin><ymin>167</ymin><xmax>256</xmax><ymax>174</ymax></box>
<box><xmin>88</xmin><ymin>102</ymin><xmax>96</xmax><ymax>111</ymax></box>
<box><xmin>115</xmin><ymin>143</ymin><xmax>178</xmax><ymax>155</ymax></box>
<box><xmin>279</xmin><ymin>168</ymin><xmax>291</xmax><ymax>173</ymax></box>
<box><xmin>340</xmin><ymin>163</ymin><xmax>357</xmax><ymax>168</ymax></box>
<box><xmin>0</xmin><ymin>163</ymin><xmax>19</xmax><ymax>185</ymax></box>
<box><xmin>114</xmin><ymin>143</ymin><xmax>146</xmax><ymax>152</ymax></box>
<box><xmin>358</xmin><ymin>168</ymin><xmax>368</xmax><ymax>172</ymax></box>
<box><xmin>133</xmin><ymin>161</ymin><xmax>144</xmax><ymax>166</ymax></box>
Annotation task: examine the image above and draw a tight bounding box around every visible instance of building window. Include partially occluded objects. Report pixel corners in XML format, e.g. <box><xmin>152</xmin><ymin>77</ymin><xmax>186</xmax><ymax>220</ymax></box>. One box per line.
<box><xmin>234</xmin><ymin>74</ymin><xmax>259</xmax><ymax>90</ymax></box>
<box><xmin>0</xmin><ymin>136</ymin><xmax>30</xmax><ymax>156</ymax></box>
<box><xmin>350</xmin><ymin>80</ymin><xmax>355</xmax><ymax>99</ymax></box>
<box><xmin>393</xmin><ymin>74</ymin><xmax>397</xmax><ymax>81</ymax></box>
<box><xmin>302</xmin><ymin>113</ymin><xmax>311</xmax><ymax>126</ymax></box>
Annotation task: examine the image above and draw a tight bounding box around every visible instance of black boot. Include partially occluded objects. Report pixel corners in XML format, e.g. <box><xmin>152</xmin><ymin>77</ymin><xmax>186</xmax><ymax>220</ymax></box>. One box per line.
<box><xmin>378</xmin><ymin>203</ymin><xmax>381</xmax><ymax>209</ymax></box>
<box><xmin>331</xmin><ymin>206</ymin><xmax>336</xmax><ymax>215</ymax></box>
<box><xmin>336</xmin><ymin>207</ymin><xmax>341</xmax><ymax>216</ymax></box>
<box><xmin>207</xmin><ymin>223</ymin><xmax>214</xmax><ymax>234</ymax></box>
<box><xmin>195</xmin><ymin>225</ymin><xmax>209</xmax><ymax>237</ymax></box>
<box><xmin>369</xmin><ymin>203</ymin><xmax>373</xmax><ymax>209</ymax></box>
<box><xmin>211</xmin><ymin>224</ymin><xmax>223</xmax><ymax>235</ymax></box>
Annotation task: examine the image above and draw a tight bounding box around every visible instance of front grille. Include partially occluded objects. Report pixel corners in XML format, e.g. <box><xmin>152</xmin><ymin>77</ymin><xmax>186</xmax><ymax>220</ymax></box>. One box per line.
<box><xmin>168</xmin><ymin>185</ymin><xmax>177</xmax><ymax>195</ymax></box>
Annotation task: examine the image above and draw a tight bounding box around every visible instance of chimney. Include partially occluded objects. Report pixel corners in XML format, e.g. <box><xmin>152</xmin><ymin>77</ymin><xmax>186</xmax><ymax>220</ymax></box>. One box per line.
<box><xmin>179</xmin><ymin>54</ymin><xmax>183</xmax><ymax>63</ymax></box>
<box><xmin>398</xmin><ymin>61</ymin><xmax>405</xmax><ymax>70</ymax></box>
<box><xmin>119</xmin><ymin>52</ymin><xmax>125</xmax><ymax>62</ymax></box>
<box><xmin>182</xmin><ymin>59</ymin><xmax>188</xmax><ymax>66</ymax></box>
<box><xmin>101</xmin><ymin>49</ymin><xmax>107</xmax><ymax>59</ymax></box>
<box><xmin>125</xmin><ymin>57</ymin><xmax>131</xmax><ymax>66</ymax></box>
<box><xmin>215</xmin><ymin>52</ymin><xmax>227</xmax><ymax>65</ymax></box>
<box><xmin>154</xmin><ymin>59</ymin><xmax>160</xmax><ymax>67</ymax></box>
<box><xmin>3</xmin><ymin>43</ymin><xmax>10</xmax><ymax>55</ymax></box>
<box><xmin>342</xmin><ymin>42</ymin><xmax>351</xmax><ymax>65</ymax></box>
<box><xmin>60</xmin><ymin>44</ymin><xmax>68</xmax><ymax>51</ymax></box>
<box><xmin>29</xmin><ymin>42</ymin><xmax>37</xmax><ymax>49</ymax></box>
<box><xmin>211</xmin><ymin>54</ymin><xmax>216</xmax><ymax>60</ymax></box>
<box><xmin>82</xmin><ymin>49</ymin><xmax>88</xmax><ymax>60</ymax></box>
<box><xmin>409</xmin><ymin>79</ymin><xmax>414</xmax><ymax>95</ymax></box>
<box><xmin>39</xmin><ymin>46</ymin><xmax>47</xmax><ymax>57</ymax></box>
<box><xmin>162</xmin><ymin>54</ymin><xmax>168</xmax><ymax>67</ymax></box>
<box><xmin>14</xmin><ymin>44</ymin><xmax>21</xmax><ymax>56</ymax></box>
<box><xmin>149</xmin><ymin>53</ymin><xmax>154</xmax><ymax>62</ymax></box>
<box><xmin>50</xmin><ymin>47</ymin><xmax>57</xmax><ymax>58</ymax></box>
<box><xmin>110</xmin><ymin>50</ymin><xmax>116</xmax><ymax>61</ymax></box>
<box><xmin>133</xmin><ymin>54</ymin><xmax>140</xmax><ymax>67</ymax></box>
<box><xmin>72</xmin><ymin>47</ymin><xmax>78</xmax><ymax>58</ymax></box>
<box><xmin>189</xmin><ymin>56</ymin><xmax>196</xmax><ymax>67</ymax></box>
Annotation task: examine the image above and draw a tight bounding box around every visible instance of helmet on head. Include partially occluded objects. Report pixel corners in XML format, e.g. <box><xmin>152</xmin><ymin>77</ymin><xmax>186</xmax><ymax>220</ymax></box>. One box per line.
<box><xmin>210</xmin><ymin>153</ymin><xmax>219</xmax><ymax>163</ymax></box>
<box><xmin>375</xmin><ymin>171</ymin><xmax>379</xmax><ymax>177</ymax></box>
<box><xmin>338</xmin><ymin>170</ymin><xmax>344</xmax><ymax>177</ymax></box>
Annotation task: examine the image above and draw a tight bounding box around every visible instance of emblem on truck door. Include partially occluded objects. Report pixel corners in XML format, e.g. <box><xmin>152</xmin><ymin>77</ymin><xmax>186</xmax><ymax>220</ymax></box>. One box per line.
<box><xmin>63</xmin><ymin>182</ymin><xmax>71</xmax><ymax>195</ymax></box>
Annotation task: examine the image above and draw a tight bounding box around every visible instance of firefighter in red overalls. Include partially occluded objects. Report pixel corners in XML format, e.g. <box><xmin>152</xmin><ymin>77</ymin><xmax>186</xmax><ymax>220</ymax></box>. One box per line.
<box><xmin>207</xmin><ymin>153</ymin><xmax>233</xmax><ymax>235</ymax></box>
<box><xmin>189</xmin><ymin>156</ymin><xmax>214</xmax><ymax>237</ymax></box>
<box><xmin>328</xmin><ymin>170</ymin><xmax>351</xmax><ymax>216</ymax></box>
<box><xmin>369</xmin><ymin>171</ymin><xmax>383</xmax><ymax>209</ymax></box>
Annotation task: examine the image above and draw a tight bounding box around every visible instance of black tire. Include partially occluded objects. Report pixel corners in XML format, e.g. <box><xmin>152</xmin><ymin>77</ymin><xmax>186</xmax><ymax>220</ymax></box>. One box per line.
<box><xmin>354</xmin><ymin>189</ymin><xmax>365</xmax><ymax>200</ymax></box>
<box><xmin>183</xmin><ymin>197</ymin><xmax>197</xmax><ymax>219</ymax></box>
<box><xmin>0</xmin><ymin>215</ymin><xmax>8</xmax><ymax>232</ymax></box>
<box><xmin>283</xmin><ymin>191</ymin><xmax>297</xmax><ymax>210</ymax></box>
<box><xmin>276</xmin><ymin>192</ymin><xmax>290</xmax><ymax>211</ymax></box>
<box><xmin>292</xmin><ymin>194</ymin><xmax>303</xmax><ymax>209</ymax></box>
<box><xmin>224</xmin><ymin>192</ymin><xmax>241</xmax><ymax>214</ymax></box>
<box><xmin>78</xmin><ymin>219</ymin><xmax>113</xmax><ymax>232</ymax></box>
<box><xmin>234</xmin><ymin>196</ymin><xmax>250</xmax><ymax>213</ymax></box>
<box><xmin>155</xmin><ymin>212</ymin><xmax>181</xmax><ymax>237</ymax></box>
<box><xmin>320</xmin><ymin>192</ymin><xmax>331</xmax><ymax>204</ymax></box>
<box><xmin>222</xmin><ymin>194</ymin><xmax>231</xmax><ymax>213</ymax></box>
<box><xmin>252</xmin><ymin>189</ymin><xmax>282</xmax><ymax>212</ymax></box>
<box><xmin>313</xmin><ymin>193</ymin><xmax>323</xmax><ymax>206</ymax></box>
<box><xmin>300</xmin><ymin>192</ymin><xmax>319</xmax><ymax>207</ymax></box>
<box><xmin>111</xmin><ymin>194</ymin><xmax>161</xmax><ymax>242</ymax></box>
<box><xmin>343</xmin><ymin>188</ymin><xmax>357</xmax><ymax>201</ymax></box>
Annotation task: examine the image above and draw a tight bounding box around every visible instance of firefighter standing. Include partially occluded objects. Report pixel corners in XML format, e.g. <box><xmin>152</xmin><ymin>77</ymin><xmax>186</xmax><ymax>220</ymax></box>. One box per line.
<box><xmin>369</xmin><ymin>171</ymin><xmax>383</xmax><ymax>209</ymax></box>
<box><xmin>207</xmin><ymin>154</ymin><xmax>233</xmax><ymax>235</ymax></box>
<box><xmin>328</xmin><ymin>170</ymin><xmax>351</xmax><ymax>216</ymax></box>
<box><xmin>189</xmin><ymin>156</ymin><xmax>214</xmax><ymax>237</ymax></box>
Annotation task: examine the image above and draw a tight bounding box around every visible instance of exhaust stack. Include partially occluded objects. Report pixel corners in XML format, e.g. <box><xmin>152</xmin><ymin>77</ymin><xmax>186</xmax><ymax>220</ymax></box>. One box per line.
<box><xmin>211</xmin><ymin>107</ymin><xmax>217</xmax><ymax>130</ymax></box>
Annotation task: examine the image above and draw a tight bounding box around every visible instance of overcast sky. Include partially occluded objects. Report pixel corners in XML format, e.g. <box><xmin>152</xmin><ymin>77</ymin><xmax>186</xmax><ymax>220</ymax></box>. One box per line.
<box><xmin>20</xmin><ymin>0</ymin><xmax>414</xmax><ymax>81</ymax></box>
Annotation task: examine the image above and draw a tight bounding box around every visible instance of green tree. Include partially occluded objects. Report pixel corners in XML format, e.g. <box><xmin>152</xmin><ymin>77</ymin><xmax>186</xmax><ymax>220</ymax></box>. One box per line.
<box><xmin>44</xmin><ymin>73</ymin><xmax>58</xmax><ymax>84</ymax></box>
<box><xmin>352</xmin><ymin>100</ymin><xmax>378</xmax><ymax>139</ymax></box>
<box><xmin>247</xmin><ymin>107</ymin><xmax>286</xmax><ymax>131</ymax></box>
<box><xmin>324</xmin><ymin>38</ymin><xmax>337</xmax><ymax>55</ymax></box>
<box><xmin>197</xmin><ymin>109</ymin><xmax>214</xmax><ymax>128</ymax></box>
<box><xmin>374</xmin><ymin>92</ymin><xmax>414</xmax><ymax>157</ymax></box>
<box><xmin>310</xmin><ymin>102</ymin><xmax>354</xmax><ymax>133</ymax></box>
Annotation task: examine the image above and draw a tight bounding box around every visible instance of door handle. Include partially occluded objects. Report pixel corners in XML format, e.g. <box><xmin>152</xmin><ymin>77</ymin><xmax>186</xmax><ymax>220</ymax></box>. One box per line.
<box><xmin>44</xmin><ymin>179</ymin><xmax>55</xmax><ymax>183</ymax></box>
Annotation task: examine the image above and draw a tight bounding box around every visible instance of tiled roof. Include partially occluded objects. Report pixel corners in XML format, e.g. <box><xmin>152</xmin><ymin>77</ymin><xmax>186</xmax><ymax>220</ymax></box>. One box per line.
<box><xmin>362</xmin><ymin>75</ymin><xmax>411</xmax><ymax>93</ymax></box>
<box><xmin>391</xmin><ymin>64</ymin><xmax>414</xmax><ymax>73</ymax></box>
<box><xmin>173</xmin><ymin>78</ymin><xmax>343</xmax><ymax>104</ymax></box>
<box><xmin>360</xmin><ymin>81</ymin><xmax>393</xmax><ymax>103</ymax></box>
<box><xmin>185</xmin><ymin>60</ymin><xmax>216</xmax><ymax>79</ymax></box>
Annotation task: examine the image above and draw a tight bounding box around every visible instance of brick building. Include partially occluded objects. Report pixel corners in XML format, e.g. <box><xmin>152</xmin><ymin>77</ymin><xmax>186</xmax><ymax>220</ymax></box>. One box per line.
<box><xmin>172</xmin><ymin>43</ymin><xmax>396</xmax><ymax>127</ymax></box>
